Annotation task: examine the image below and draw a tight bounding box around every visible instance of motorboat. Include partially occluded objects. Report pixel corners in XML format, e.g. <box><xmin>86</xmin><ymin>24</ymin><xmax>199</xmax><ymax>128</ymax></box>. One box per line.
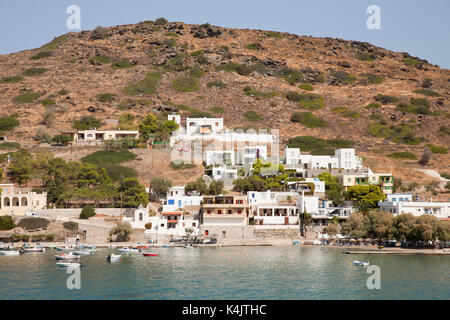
<box><xmin>55</xmin><ymin>252</ymin><xmax>80</xmax><ymax>260</ymax></box>
<box><xmin>142</xmin><ymin>252</ymin><xmax>158</xmax><ymax>257</ymax></box>
<box><xmin>107</xmin><ymin>254</ymin><xmax>122</xmax><ymax>262</ymax></box>
<box><xmin>353</xmin><ymin>261</ymin><xmax>370</xmax><ymax>267</ymax></box>
<box><xmin>56</xmin><ymin>261</ymin><xmax>82</xmax><ymax>268</ymax></box>
<box><xmin>21</xmin><ymin>246</ymin><xmax>45</xmax><ymax>253</ymax></box>
<box><xmin>73</xmin><ymin>250</ymin><xmax>93</xmax><ymax>256</ymax></box>
<box><xmin>118</xmin><ymin>247</ymin><xmax>140</xmax><ymax>254</ymax></box>
<box><xmin>184</xmin><ymin>244</ymin><xmax>194</xmax><ymax>249</ymax></box>
<box><xmin>313</xmin><ymin>240</ymin><xmax>322</xmax><ymax>245</ymax></box>
<box><xmin>137</xmin><ymin>246</ymin><xmax>149</xmax><ymax>250</ymax></box>
<box><xmin>55</xmin><ymin>246</ymin><xmax>74</xmax><ymax>251</ymax></box>
<box><xmin>292</xmin><ymin>241</ymin><xmax>302</xmax><ymax>245</ymax></box>
<box><xmin>0</xmin><ymin>250</ymin><xmax>21</xmax><ymax>256</ymax></box>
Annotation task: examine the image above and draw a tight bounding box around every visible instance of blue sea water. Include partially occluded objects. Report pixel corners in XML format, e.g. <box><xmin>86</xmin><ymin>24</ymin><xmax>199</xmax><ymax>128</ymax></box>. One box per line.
<box><xmin>0</xmin><ymin>246</ymin><xmax>448</xmax><ymax>300</ymax></box>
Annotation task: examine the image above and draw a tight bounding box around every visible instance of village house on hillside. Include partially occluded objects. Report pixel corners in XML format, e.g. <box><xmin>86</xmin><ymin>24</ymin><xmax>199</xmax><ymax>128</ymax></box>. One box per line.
<box><xmin>0</xmin><ymin>184</ymin><xmax>47</xmax><ymax>216</ymax></box>
<box><xmin>62</xmin><ymin>129</ymin><xmax>139</xmax><ymax>145</ymax></box>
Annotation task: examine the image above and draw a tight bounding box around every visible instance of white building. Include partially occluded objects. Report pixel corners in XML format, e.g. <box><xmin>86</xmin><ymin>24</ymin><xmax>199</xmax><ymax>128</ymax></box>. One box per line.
<box><xmin>63</xmin><ymin>129</ymin><xmax>139</xmax><ymax>144</ymax></box>
<box><xmin>378</xmin><ymin>197</ymin><xmax>449</xmax><ymax>219</ymax></box>
<box><xmin>287</xmin><ymin>178</ymin><xmax>325</xmax><ymax>194</ymax></box>
<box><xmin>285</xmin><ymin>147</ymin><xmax>363</xmax><ymax>170</ymax></box>
<box><xmin>167</xmin><ymin>114</ymin><xmax>181</xmax><ymax>125</ymax></box>
<box><xmin>123</xmin><ymin>207</ymin><xmax>199</xmax><ymax>237</ymax></box>
<box><xmin>186</xmin><ymin>117</ymin><xmax>223</xmax><ymax>136</ymax></box>
<box><xmin>0</xmin><ymin>184</ymin><xmax>47</xmax><ymax>216</ymax></box>
<box><xmin>206</xmin><ymin>150</ymin><xmax>235</xmax><ymax>166</ymax></box>
<box><xmin>163</xmin><ymin>186</ymin><xmax>203</xmax><ymax>212</ymax></box>
<box><xmin>242</xmin><ymin>145</ymin><xmax>267</xmax><ymax>165</ymax></box>
<box><xmin>247</xmin><ymin>191</ymin><xmax>299</xmax><ymax>225</ymax></box>
<box><xmin>212</xmin><ymin>165</ymin><xmax>238</xmax><ymax>181</ymax></box>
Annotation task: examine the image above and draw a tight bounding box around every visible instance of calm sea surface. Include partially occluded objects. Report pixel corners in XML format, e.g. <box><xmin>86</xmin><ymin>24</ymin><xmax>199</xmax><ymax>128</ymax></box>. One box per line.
<box><xmin>0</xmin><ymin>246</ymin><xmax>448</xmax><ymax>300</ymax></box>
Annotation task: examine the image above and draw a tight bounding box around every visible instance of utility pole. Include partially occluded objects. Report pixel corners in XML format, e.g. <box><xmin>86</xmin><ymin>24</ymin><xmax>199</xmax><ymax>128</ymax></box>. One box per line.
<box><xmin>120</xmin><ymin>192</ymin><xmax>123</xmax><ymax>221</ymax></box>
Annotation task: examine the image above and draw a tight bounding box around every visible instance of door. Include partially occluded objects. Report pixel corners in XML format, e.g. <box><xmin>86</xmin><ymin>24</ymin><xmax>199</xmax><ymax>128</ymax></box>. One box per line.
<box><xmin>284</xmin><ymin>217</ymin><xmax>289</xmax><ymax>225</ymax></box>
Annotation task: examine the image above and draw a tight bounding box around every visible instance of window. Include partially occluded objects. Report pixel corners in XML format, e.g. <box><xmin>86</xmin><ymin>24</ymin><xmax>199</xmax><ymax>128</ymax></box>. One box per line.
<box><xmin>215</xmin><ymin>122</ymin><xmax>219</xmax><ymax>126</ymax></box>
<box><xmin>193</xmin><ymin>223</ymin><xmax>196</xmax><ymax>227</ymax></box>
<box><xmin>207</xmin><ymin>210</ymin><xmax>211</xmax><ymax>214</ymax></box>
<box><xmin>218</xmin><ymin>210</ymin><xmax>222</xmax><ymax>214</ymax></box>
<box><xmin>348</xmin><ymin>178</ymin><xmax>351</xmax><ymax>182</ymax></box>
<box><xmin>237</xmin><ymin>210</ymin><xmax>242</xmax><ymax>214</ymax></box>
<box><xmin>227</xmin><ymin>210</ymin><xmax>232</xmax><ymax>215</ymax></box>
<box><xmin>168</xmin><ymin>199</ymin><xmax>175</xmax><ymax>205</ymax></box>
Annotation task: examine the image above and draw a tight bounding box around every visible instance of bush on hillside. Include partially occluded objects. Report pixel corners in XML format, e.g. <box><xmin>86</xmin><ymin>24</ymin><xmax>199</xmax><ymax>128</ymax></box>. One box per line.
<box><xmin>17</xmin><ymin>218</ymin><xmax>50</xmax><ymax>231</ymax></box>
<box><xmin>80</xmin><ymin>206</ymin><xmax>96</xmax><ymax>219</ymax></box>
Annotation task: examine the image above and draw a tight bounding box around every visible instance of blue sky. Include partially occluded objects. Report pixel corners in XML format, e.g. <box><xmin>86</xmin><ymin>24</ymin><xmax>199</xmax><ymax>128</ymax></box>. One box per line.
<box><xmin>0</xmin><ymin>0</ymin><xmax>448</xmax><ymax>68</ymax></box>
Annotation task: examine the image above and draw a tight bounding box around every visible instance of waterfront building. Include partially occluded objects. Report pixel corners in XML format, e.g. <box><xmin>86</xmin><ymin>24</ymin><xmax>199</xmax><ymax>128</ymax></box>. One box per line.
<box><xmin>285</xmin><ymin>147</ymin><xmax>363</xmax><ymax>170</ymax></box>
<box><xmin>201</xmin><ymin>195</ymin><xmax>249</xmax><ymax>226</ymax></box>
<box><xmin>339</xmin><ymin>167</ymin><xmax>394</xmax><ymax>194</ymax></box>
<box><xmin>162</xmin><ymin>186</ymin><xmax>203</xmax><ymax>212</ymax></box>
<box><xmin>378</xmin><ymin>196</ymin><xmax>449</xmax><ymax>219</ymax></box>
<box><xmin>247</xmin><ymin>191</ymin><xmax>299</xmax><ymax>225</ymax></box>
<box><xmin>0</xmin><ymin>184</ymin><xmax>47</xmax><ymax>216</ymax></box>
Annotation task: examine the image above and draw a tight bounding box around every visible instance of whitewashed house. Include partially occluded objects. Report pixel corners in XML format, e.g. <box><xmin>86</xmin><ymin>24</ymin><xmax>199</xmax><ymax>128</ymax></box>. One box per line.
<box><xmin>212</xmin><ymin>165</ymin><xmax>238</xmax><ymax>181</ymax></box>
<box><xmin>62</xmin><ymin>129</ymin><xmax>139</xmax><ymax>145</ymax></box>
<box><xmin>163</xmin><ymin>186</ymin><xmax>202</xmax><ymax>212</ymax></box>
<box><xmin>0</xmin><ymin>184</ymin><xmax>47</xmax><ymax>216</ymax></box>
<box><xmin>378</xmin><ymin>195</ymin><xmax>449</xmax><ymax>219</ymax></box>
<box><xmin>285</xmin><ymin>147</ymin><xmax>364</xmax><ymax>170</ymax></box>
<box><xmin>247</xmin><ymin>191</ymin><xmax>299</xmax><ymax>225</ymax></box>
<box><xmin>167</xmin><ymin>114</ymin><xmax>181</xmax><ymax>125</ymax></box>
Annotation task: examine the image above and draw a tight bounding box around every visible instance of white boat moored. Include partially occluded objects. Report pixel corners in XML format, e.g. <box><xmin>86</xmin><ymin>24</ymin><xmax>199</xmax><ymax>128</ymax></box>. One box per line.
<box><xmin>353</xmin><ymin>261</ymin><xmax>370</xmax><ymax>267</ymax></box>
<box><xmin>0</xmin><ymin>250</ymin><xmax>21</xmax><ymax>256</ymax></box>
<box><xmin>107</xmin><ymin>254</ymin><xmax>122</xmax><ymax>262</ymax></box>
<box><xmin>56</xmin><ymin>261</ymin><xmax>82</xmax><ymax>268</ymax></box>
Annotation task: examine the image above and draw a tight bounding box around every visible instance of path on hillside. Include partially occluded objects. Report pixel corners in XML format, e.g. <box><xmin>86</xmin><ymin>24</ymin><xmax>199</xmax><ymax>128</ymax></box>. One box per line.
<box><xmin>414</xmin><ymin>169</ymin><xmax>448</xmax><ymax>182</ymax></box>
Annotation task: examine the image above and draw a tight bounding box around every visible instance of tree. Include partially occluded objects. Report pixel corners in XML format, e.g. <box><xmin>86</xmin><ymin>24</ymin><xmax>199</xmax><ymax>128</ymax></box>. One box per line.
<box><xmin>8</xmin><ymin>149</ymin><xmax>33</xmax><ymax>186</ymax></box>
<box><xmin>80</xmin><ymin>206</ymin><xmax>96</xmax><ymax>219</ymax></box>
<box><xmin>299</xmin><ymin>210</ymin><xmax>311</xmax><ymax>237</ymax></box>
<box><xmin>150</xmin><ymin>177</ymin><xmax>172</xmax><ymax>197</ymax></box>
<box><xmin>317</xmin><ymin>172</ymin><xmax>343</xmax><ymax>206</ymax></box>
<box><xmin>345</xmin><ymin>185</ymin><xmax>386</xmax><ymax>208</ymax></box>
<box><xmin>418</xmin><ymin>147</ymin><xmax>431</xmax><ymax>166</ymax></box>
<box><xmin>207</xmin><ymin>180</ymin><xmax>223</xmax><ymax>195</ymax></box>
<box><xmin>412</xmin><ymin>215</ymin><xmax>438</xmax><ymax>241</ymax></box>
<box><xmin>138</xmin><ymin>113</ymin><xmax>159</xmax><ymax>141</ymax></box>
<box><xmin>232</xmin><ymin>175</ymin><xmax>267</xmax><ymax>193</ymax></box>
<box><xmin>341</xmin><ymin>212</ymin><xmax>366</xmax><ymax>238</ymax></box>
<box><xmin>109</xmin><ymin>221</ymin><xmax>133</xmax><ymax>242</ymax></box>
<box><xmin>0</xmin><ymin>215</ymin><xmax>15</xmax><ymax>230</ymax></box>
<box><xmin>323</xmin><ymin>221</ymin><xmax>340</xmax><ymax>236</ymax></box>
<box><xmin>391</xmin><ymin>213</ymin><xmax>415</xmax><ymax>242</ymax></box>
<box><xmin>52</xmin><ymin>134</ymin><xmax>72</xmax><ymax>146</ymax></box>
<box><xmin>0</xmin><ymin>116</ymin><xmax>20</xmax><ymax>132</ymax></box>
<box><xmin>186</xmin><ymin>178</ymin><xmax>208</xmax><ymax>195</ymax></box>
<box><xmin>363</xmin><ymin>210</ymin><xmax>393</xmax><ymax>244</ymax></box>
<box><xmin>72</xmin><ymin>116</ymin><xmax>102</xmax><ymax>130</ymax></box>
<box><xmin>42</xmin><ymin>110</ymin><xmax>55</xmax><ymax>127</ymax></box>
<box><xmin>118</xmin><ymin>177</ymin><xmax>148</xmax><ymax>207</ymax></box>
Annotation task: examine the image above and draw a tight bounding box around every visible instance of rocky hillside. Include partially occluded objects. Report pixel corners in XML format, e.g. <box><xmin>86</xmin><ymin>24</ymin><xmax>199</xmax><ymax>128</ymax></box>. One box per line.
<box><xmin>0</xmin><ymin>19</ymin><xmax>449</xmax><ymax>187</ymax></box>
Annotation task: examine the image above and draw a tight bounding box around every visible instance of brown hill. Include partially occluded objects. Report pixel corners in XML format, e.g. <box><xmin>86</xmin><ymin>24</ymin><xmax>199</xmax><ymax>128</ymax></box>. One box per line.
<box><xmin>0</xmin><ymin>20</ymin><xmax>449</xmax><ymax>193</ymax></box>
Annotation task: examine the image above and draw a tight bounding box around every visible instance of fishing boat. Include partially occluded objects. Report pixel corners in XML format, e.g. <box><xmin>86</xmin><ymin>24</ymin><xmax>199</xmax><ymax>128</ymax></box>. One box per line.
<box><xmin>0</xmin><ymin>250</ymin><xmax>21</xmax><ymax>256</ymax></box>
<box><xmin>107</xmin><ymin>254</ymin><xmax>122</xmax><ymax>262</ymax></box>
<box><xmin>55</xmin><ymin>246</ymin><xmax>74</xmax><ymax>251</ymax></box>
<box><xmin>137</xmin><ymin>246</ymin><xmax>148</xmax><ymax>250</ymax></box>
<box><xmin>142</xmin><ymin>252</ymin><xmax>158</xmax><ymax>257</ymax></box>
<box><xmin>21</xmin><ymin>246</ymin><xmax>45</xmax><ymax>253</ymax></box>
<box><xmin>352</xmin><ymin>261</ymin><xmax>370</xmax><ymax>267</ymax></box>
<box><xmin>184</xmin><ymin>244</ymin><xmax>194</xmax><ymax>249</ymax></box>
<box><xmin>73</xmin><ymin>250</ymin><xmax>93</xmax><ymax>256</ymax></box>
<box><xmin>56</xmin><ymin>261</ymin><xmax>82</xmax><ymax>268</ymax></box>
<box><xmin>118</xmin><ymin>247</ymin><xmax>140</xmax><ymax>254</ymax></box>
<box><xmin>55</xmin><ymin>252</ymin><xmax>80</xmax><ymax>260</ymax></box>
<box><xmin>292</xmin><ymin>241</ymin><xmax>302</xmax><ymax>245</ymax></box>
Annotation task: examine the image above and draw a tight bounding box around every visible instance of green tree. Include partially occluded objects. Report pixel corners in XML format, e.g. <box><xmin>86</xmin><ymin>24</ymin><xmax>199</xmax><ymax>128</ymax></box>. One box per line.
<box><xmin>363</xmin><ymin>210</ymin><xmax>393</xmax><ymax>244</ymax></box>
<box><xmin>8</xmin><ymin>150</ymin><xmax>33</xmax><ymax>186</ymax></box>
<box><xmin>0</xmin><ymin>116</ymin><xmax>20</xmax><ymax>132</ymax></box>
<box><xmin>52</xmin><ymin>134</ymin><xmax>72</xmax><ymax>146</ymax></box>
<box><xmin>118</xmin><ymin>177</ymin><xmax>148</xmax><ymax>207</ymax></box>
<box><xmin>207</xmin><ymin>180</ymin><xmax>224</xmax><ymax>195</ymax></box>
<box><xmin>150</xmin><ymin>177</ymin><xmax>172</xmax><ymax>197</ymax></box>
<box><xmin>341</xmin><ymin>212</ymin><xmax>366</xmax><ymax>238</ymax></box>
<box><xmin>109</xmin><ymin>221</ymin><xmax>133</xmax><ymax>242</ymax></box>
<box><xmin>391</xmin><ymin>213</ymin><xmax>415</xmax><ymax>242</ymax></box>
<box><xmin>299</xmin><ymin>210</ymin><xmax>311</xmax><ymax>237</ymax></box>
<box><xmin>138</xmin><ymin>113</ymin><xmax>159</xmax><ymax>141</ymax></box>
<box><xmin>323</xmin><ymin>221</ymin><xmax>340</xmax><ymax>236</ymax></box>
<box><xmin>345</xmin><ymin>185</ymin><xmax>386</xmax><ymax>208</ymax></box>
<box><xmin>0</xmin><ymin>215</ymin><xmax>15</xmax><ymax>230</ymax></box>
<box><xmin>185</xmin><ymin>177</ymin><xmax>208</xmax><ymax>195</ymax></box>
<box><xmin>80</xmin><ymin>206</ymin><xmax>96</xmax><ymax>219</ymax></box>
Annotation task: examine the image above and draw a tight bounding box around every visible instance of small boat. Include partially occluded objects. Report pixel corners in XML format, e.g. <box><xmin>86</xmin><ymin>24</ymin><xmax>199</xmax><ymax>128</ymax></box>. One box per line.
<box><xmin>353</xmin><ymin>261</ymin><xmax>370</xmax><ymax>267</ymax></box>
<box><xmin>55</xmin><ymin>252</ymin><xmax>80</xmax><ymax>260</ymax></box>
<box><xmin>21</xmin><ymin>247</ymin><xmax>45</xmax><ymax>253</ymax></box>
<box><xmin>292</xmin><ymin>241</ymin><xmax>302</xmax><ymax>245</ymax></box>
<box><xmin>137</xmin><ymin>246</ymin><xmax>148</xmax><ymax>250</ymax></box>
<box><xmin>0</xmin><ymin>250</ymin><xmax>21</xmax><ymax>256</ymax></box>
<box><xmin>118</xmin><ymin>247</ymin><xmax>140</xmax><ymax>254</ymax></box>
<box><xmin>313</xmin><ymin>240</ymin><xmax>322</xmax><ymax>245</ymax></box>
<box><xmin>184</xmin><ymin>245</ymin><xmax>194</xmax><ymax>249</ymax></box>
<box><xmin>55</xmin><ymin>246</ymin><xmax>73</xmax><ymax>251</ymax></box>
<box><xmin>73</xmin><ymin>250</ymin><xmax>93</xmax><ymax>256</ymax></box>
<box><xmin>142</xmin><ymin>252</ymin><xmax>158</xmax><ymax>257</ymax></box>
<box><xmin>107</xmin><ymin>254</ymin><xmax>122</xmax><ymax>262</ymax></box>
<box><xmin>56</xmin><ymin>261</ymin><xmax>82</xmax><ymax>268</ymax></box>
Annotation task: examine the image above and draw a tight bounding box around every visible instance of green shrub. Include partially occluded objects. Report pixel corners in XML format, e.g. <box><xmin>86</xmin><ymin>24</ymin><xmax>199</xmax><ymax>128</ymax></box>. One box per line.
<box><xmin>363</xmin><ymin>73</ymin><xmax>384</xmax><ymax>84</ymax></box>
<box><xmin>410</xmin><ymin>97</ymin><xmax>429</xmax><ymax>107</ymax></box>
<box><xmin>329</xmin><ymin>70</ymin><xmax>356</xmax><ymax>84</ymax></box>
<box><xmin>80</xmin><ymin>206</ymin><xmax>96</xmax><ymax>219</ymax></box>
<box><xmin>72</xmin><ymin>116</ymin><xmax>102</xmax><ymax>130</ymax></box>
<box><xmin>52</xmin><ymin>134</ymin><xmax>72</xmax><ymax>146</ymax></box>
<box><xmin>189</xmin><ymin>67</ymin><xmax>205</xmax><ymax>78</ymax></box>
<box><xmin>82</xmin><ymin>149</ymin><xmax>137</xmax><ymax>166</ymax></box>
<box><xmin>0</xmin><ymin>116</ymin><xmax>20</xmax><ymax>132</ymax></box>
<box><xmin>275</xmin><ymin>68</ymin><xmax>304</xmax><ymax>85</ymax></box>
<box><xmin>97</xmin><ymin>93</ymin><xmax>116</xmax><ymax>102</ymax></box>
<box><xmin>332</xmin><ymin>106</ymin><xmax>361</xmax><ymax>118</ymax></box>
<box><xmin>438</xmin><ymin>126</ymin><xmax>450</xmax><ymax>136</ymax></box>
<box><xmin>374</xmin><ymin>94</ymin><xmax>399</xmax><ymax>105</ymax></box>
<box><xmin>207</xmin><ymin>80</ymin><xmax>226</xmax><ymax>88</ymax></box>
<box><xmin>299</xmin><ymin>83</ymin><xmax>314</xmax><ymax>91</ymax></box>
<box><xmin>290</xmin><ymin>112</ymin><xmax>328</xmax><ymax>128</ymax></box>
<box><xmin>365</xmin><ymin>103</ymin><xmax>381</xmax><ymax>109</ymax></box>
<box><xmin>102</xmin><ymin>163</ymin><xmax>137</xmax><ymax>182</ymax></box>
<box><xmin>243</xmin><ymin>87</ymin><xmax>277</xmax><ymax>99</ymax></box>
<box><xmin>440</xmin><ymin>173</ymin><xmax>450</xmax><ymax>180</ymax></box>
<box><xmin>243</xmin><ymin>110</ymin><xmax>262</xmax><ymax>122</ymax></box>
<box><xmin>387</xmin><ymin>152</ymin><xmax>417</xmax><ymax>160</ymax></box>
<box><xmin>413</xmin><ymin>89</ymin><xmax>440</xmax><ymax>97</ymax></box>
<box><xmin>356</xmin><ymin>51</ymin><xmax>375</xmax><ymax>61</ymax></box>
<box><xmin>23</xmin><ymin>68</ymin><xmax>48</xmax><ymax>76</ymax></box>
<box><xmin>123</xmin><ymin>72</ymin><xmax>160</xmax><ymax>95</ymax></box>
<box><xmin>171</xmin><ymin>76</ymin><xmax>199</xmax><ymax>92</ymax></box>
<box><xmin>14</xmin><ymin>92</ymin><xmax>41</xmax><ymax>103</ymax></box>
<box><xmin>190</xmin><ymin>110</ymin><xmax>214</xmax><ymax>118</ymax></box>
<box><xmin>17</xmin><ymin>218</ymin><xmax>50</xmax><ymax>231</ymax></box>
<box><xmin>40</xmin><ymin>34</ymin><xmax>68</xmax><ymax>51</ymax></box>
<box><xmin>338</xmin><ymin>61</ymin><xmax>351</xmax><ymax>68</ymax></box>
<box><xmin>0</xmin><ymin>142</ymin><xmax>20</xmax><ymax>150</ymax></box>
<box><xmin>30</xmin><ymin>51</ymin><xmax>52</xmax><ymax>60</ymax></box>
<box><xmin>0</xmin><ymin>216</ymin><xmax>15</xmax><ymax>230</ymax></box>
<box><xmin>287</xmin><ymin>136</ymin><xmax>354</xmax><ymax>155</ymax></box>
<box><xmin>90</xmin><ymin>55</ymin><xmax>111</xmax><ymax>64</ymax></box>
<box><xmin>215</xmin><ymin>63</ymin><xmax>254</xmax><ymax>76</ymax></box>
<box><xmin>426</xmin><ymin>144</ymin><xmax>448</xmax><ymax>154</ymax></box>
<box><xmin>154</xmin><ymin>17</ymin><xmax>168</xmax><ymax>25</ymax></box>
<box><xmin>397</xmin><ymin>102</ymin><xmax>430</xmax><ymax>115</ymax></box>
<box><xmin>57</xmin><ymin>89</ymin><xmax>68</xmax><ymax>95</ymax></box>
<box><xmin>190</xmin><ymin>50</ymin><xmax>205</xmax><ymax>57</ymax></box>
<box><xmin>403</xmin><ymin>56</ymin><xmax>423</xmax><ymax>67</ymax></box>
<box><xmin>266</xmin><ymin>31</ymin><xmax>284</xmax><ymax>38</ymax></box>
<box><xmin>1</xmin><ymin>76</ymin><xmax>24</xmax><ymax>83</ymax></box>
<box><xmin>368</xmin><ymin>122</ymin><xmax>420</xmax><ymax>145</ymax></box>
<box><xmin>170</xmin><ymin>161</ymin><xmax>196</xmax><ymax>170</ymax></box>
<box><xmin>245</xmin><ymin>42</ymin><xmax>263</xmax><ymax>50</ymax></box>
<box><xmin>112</xmin><ymin>59</ymin><xmax>133</xmax><ymax>69</ymax></box>
<box><xmin>286</xmin><ymin>92</ymin><xmax>325</xmax><ymax>110</ymax></box>
<box><xmin>63</xmin><ymin>221</ymin><xmax>79</xmax><ymax>231</ymax></box>
<box><xmin>210</xmin><ymin>106</ymin><xmax>224</xmax><ymax>114</ymax></box>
